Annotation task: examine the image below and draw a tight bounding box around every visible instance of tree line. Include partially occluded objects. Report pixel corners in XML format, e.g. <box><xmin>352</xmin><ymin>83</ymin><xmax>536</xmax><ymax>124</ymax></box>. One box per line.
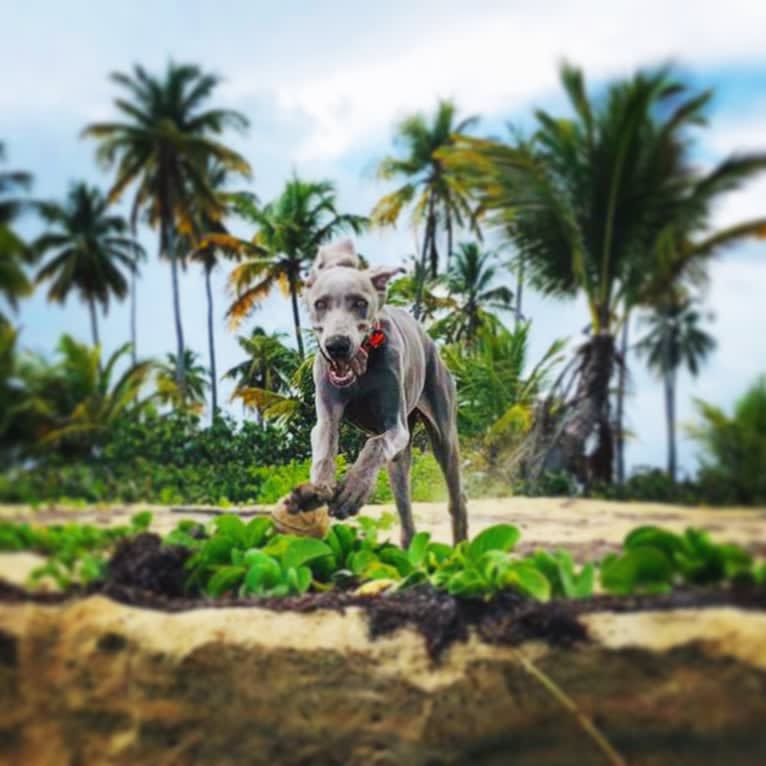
<box><xmin>1</xmin><ymin>60</ymin><xmax>765</xmax><ymax>492</ymax></box>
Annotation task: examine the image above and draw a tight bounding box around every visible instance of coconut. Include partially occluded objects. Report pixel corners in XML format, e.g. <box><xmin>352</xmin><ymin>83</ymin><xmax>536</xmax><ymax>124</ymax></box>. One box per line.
<box><xmin>271</xmin><ymin>499</ymin><xmax>330</xmax><ymax>539</ymax></box>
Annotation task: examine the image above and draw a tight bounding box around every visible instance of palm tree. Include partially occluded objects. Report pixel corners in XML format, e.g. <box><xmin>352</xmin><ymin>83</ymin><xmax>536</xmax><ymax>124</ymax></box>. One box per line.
<box><xmin>186</xmin><ymin>161</ymin><xmax>242</xmax><ymax>420</ymax></box>
<box><xmin>224</xmin><ymin>327</ymin><xmax>299</xmax><ymax>394</ymax></box>
<box><xmin>34</xmin><ymin>183</ymin><xmax>143</xmax><ymax>347</ymax></box>
<box><xmin>439</xmin><ymin>242</ymin><xmax>514</xmax><ymax>344</ymax></box>
<box><xmin>12</xmin><ymin>335</ymin><xmax>153</xmax><ymax>458</ymax></box>
<box><xmin>637</xmin><ymin>294</ymin><xmax>715</xmax><ymax>480</ymax></box>
<box><xmin>372</xmin><ymin>100</ymin><xmax>479</xmax><ymax>317</ymax></box>
<box><xmin>446</xmin><ymin>64</ymin><xmax>766</xmax><ymax>482</ymax></box>
<box><xmin>216</xmin><ymin>177</ymin><xmax>367</xmax><ymax>357</ymax></box>
<box><xmin>387</xmin><ymin>256</ymin><xmax>455</xmax><ymax>326</ymax></box>
<box><xmin>155</xmin><ymin>349</ymin><xmax>208</xmax><ymax>412</ymax></box>
<box><xmin>83</xmin><ymin>62</ymin><xmax>251</xmax><ymax>392</ymax></box>
<box><xmin>688</xmin><ymin>375</ymin><xmax>766</xmax><ymax>505</ymax></box>
<box><xmin>442</xmin><ymin>323</ymin><xmax>565</xmax><ymax>470</ymax></box>
<box><xmin>0</xmin><ymin>143</ymin><xmax>35</xmax><ymax>316</ymax></box>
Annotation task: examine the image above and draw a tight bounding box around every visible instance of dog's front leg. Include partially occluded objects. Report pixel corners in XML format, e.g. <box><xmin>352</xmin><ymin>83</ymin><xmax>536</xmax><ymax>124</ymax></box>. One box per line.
<box><xmin>330</xmin><ymin>413</ymin><xmax>409</xmax><ymax>519</ymax></box>
<box><xmin>285</xmin><ymin>382</ymin><xmax>343</xmax><ymax>514</ymax></box>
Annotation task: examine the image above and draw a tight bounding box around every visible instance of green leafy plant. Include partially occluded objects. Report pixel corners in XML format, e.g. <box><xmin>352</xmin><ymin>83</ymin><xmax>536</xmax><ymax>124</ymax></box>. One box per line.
<box><xmin>600</xmin><ymin>525</ymin><xmax>755</xmax><ymax>595</ymax></box>
<box><xmin>0</xmin><ymin>511</ymin><xmax>153</xmax><ymax>590</ymax></box>
<box><xmin>3</xmin><ymin>512</ymin><xmax>762</xmax><ymax>603</ymax></box>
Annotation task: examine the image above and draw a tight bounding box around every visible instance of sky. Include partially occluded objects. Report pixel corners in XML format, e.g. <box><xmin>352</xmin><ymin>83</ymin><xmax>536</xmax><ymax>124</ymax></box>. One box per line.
<box><xmin>2</xmin><ymin>0</ymin><xmax>766</xmax><ymax>477</ymax></box>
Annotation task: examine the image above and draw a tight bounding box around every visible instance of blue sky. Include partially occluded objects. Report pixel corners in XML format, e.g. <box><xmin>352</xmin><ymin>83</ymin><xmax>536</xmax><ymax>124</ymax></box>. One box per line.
<box><xmin>2</xmin><ymin>0</ymin><xmax>766</xmax><ymax>476</ymax></box>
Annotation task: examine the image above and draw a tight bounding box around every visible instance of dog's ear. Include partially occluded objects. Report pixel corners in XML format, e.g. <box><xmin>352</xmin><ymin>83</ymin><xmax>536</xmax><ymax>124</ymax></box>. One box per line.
<box><xmin>366</xmin><ymin>265</ymin><xmax>406</xmax><ymax>305</ymax></box>
<box><xmin>306</xmin><ymin>239</ymin><xmax>360</xmax><ymax>291</ymax></box>
<box><xmin>316</xmin><ymin>239</ymin><xmax>359</xmax><ymax>270</ymax></box>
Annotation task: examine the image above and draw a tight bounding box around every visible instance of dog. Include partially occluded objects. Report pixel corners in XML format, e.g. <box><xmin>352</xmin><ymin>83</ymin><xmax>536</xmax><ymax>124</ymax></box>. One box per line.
<box><xmin>284</xmin><ymin>238</ymin><xmax>467</xmax><ymax>547</ymax></box>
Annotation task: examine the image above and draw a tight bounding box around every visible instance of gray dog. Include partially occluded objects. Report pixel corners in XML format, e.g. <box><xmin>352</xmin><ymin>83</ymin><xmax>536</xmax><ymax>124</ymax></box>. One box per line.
<box><xmin>284</xmin><ymin>239</ymin><xmax>468</xmax><ymax>547</ymax></box>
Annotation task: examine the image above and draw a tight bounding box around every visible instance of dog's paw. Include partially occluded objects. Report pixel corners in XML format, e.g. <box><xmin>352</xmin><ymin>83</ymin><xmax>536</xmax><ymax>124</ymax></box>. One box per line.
<box><xmin>284</xmin><ymin>482</ymin><xmax>334</xmax><ymax>514</ymax></box>
<box><xmin>328</xmin><ymin>474</ymin><xmax>373</xmax><ymax>519</ymax></box>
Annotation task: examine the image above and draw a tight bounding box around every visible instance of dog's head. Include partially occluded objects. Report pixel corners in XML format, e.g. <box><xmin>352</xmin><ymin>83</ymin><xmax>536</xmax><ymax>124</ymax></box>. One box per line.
<box><xmin>304</xmin><ymin>239</ymin><xmax>403</xmax><ymax>387</ymax></box>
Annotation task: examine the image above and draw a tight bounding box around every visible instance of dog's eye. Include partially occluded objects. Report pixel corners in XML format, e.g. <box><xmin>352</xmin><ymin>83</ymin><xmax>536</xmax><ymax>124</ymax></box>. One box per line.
<box><xmin>353</xmin><ymin>298</ymin><xmax>368</xmax><ymax>312</ymax></box>
<box><xmin>314</xmin><ymin>299</ymin><xmax>327</xmax><ymax>311</ymax></box>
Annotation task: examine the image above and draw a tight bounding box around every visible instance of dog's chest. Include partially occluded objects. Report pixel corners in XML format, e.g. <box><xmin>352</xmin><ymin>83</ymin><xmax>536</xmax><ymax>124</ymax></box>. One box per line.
<box><xmin>341</xmin><ymin>362</ymin><xmax>400</xmax><ymax>435</ymax></box>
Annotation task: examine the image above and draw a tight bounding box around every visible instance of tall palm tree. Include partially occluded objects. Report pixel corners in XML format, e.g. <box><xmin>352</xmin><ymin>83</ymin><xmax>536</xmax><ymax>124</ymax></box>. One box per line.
<box><xmin>216</xmin><ymin>177</ymin><xmax>367</xmax><ymax>357</ymax></box>
<box><xmin>440</xmin><ymin>242</ymin><xmax>513</xmax><ymax>344</ymax></box>
<box><xmin>446</xmin><ymin>64</ymin><xmax>766</xmax><ymax>482</ymax></box>
<box><xmin>186</xmin><ymin>161</ymin><xmax>242</xmax><ymax>420</ymax></box>
<box><xmin>155</xmin><ymin>349</ymin><xmax>208</xmax><ymax>412</ymax></box>
<box><xmin>637</xmin><ymin>294</ymin><xmax>715</xmax><ymax>480</ymax></box>
<box><xmin>0</xmin><ymin>143</ymin><xmax>35</xmax><ymax>316</ymax></box>
<box><xmin>34</xmin><ymin>183</ymin><xmax>143</xmax><ymax>347</ymax></box>
<box><xmin>83</xmin><ymin>62</ymin><xmax>251</xmax><ymax>392</ymax></box>
<box><xmin>372</xmin><ymin>100</ymin><xmax>479</xmax><ymax>317</ymax></box>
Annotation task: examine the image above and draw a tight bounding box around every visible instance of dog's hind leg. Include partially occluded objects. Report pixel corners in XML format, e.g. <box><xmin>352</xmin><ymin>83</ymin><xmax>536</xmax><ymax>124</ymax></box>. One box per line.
<box><xmin>387</xmin><ymin>441</ymin><xmax>415</xmax><ymax>548</ymax></box>
<box><xmin>420</xmin><ymin>354</ymin><xmax>468</xmax><ymax>544</ymax></box>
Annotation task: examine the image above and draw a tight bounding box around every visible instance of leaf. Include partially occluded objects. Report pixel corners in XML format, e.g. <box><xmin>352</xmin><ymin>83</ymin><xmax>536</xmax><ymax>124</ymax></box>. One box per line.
<box><xmin>348</xmin><ymin>549</ymin><xmax>378</xmax><ymax>576</ymax></box>
<box><xmin>445</xmin><ymin>569</ymin><xmax>487</xmax><ymax>597</ymax></box>
<box><xmin>600</xmin><ymin>546</ymin><xmax>674</xmax><ymax>595</ymax></box>
<box><xmin>213</xmin><ymin>514</ymin><xmax>248</xmax><ymax>543</ymax></box>
<box><xmin>362</xmin><ymin>562</ymin><xmax>402</xmax><ymax>581</ymax></box>
<box><xmin>207</xmin><ymin>565</ymin><xmax>247</xmax><ymax>597</ymax></box>
<box><xmin>244</xmin><ymin>517</ymin><xmax>273</xmax><ymax>548</ymax></box>
<box><xmin>242</xmin><ymin>553</ymin><xmax>283</xmax><ymax>594</ymax></box>
<box><xmin>378</xmin><ymin>546</ymin><xmax>414</xmax><ymax>576</ymax></box>
<box><xmin>356</xmin><ymin>516</ymin><xmax>380</xmax><ymax>545</ymax></box>
<box><xmin>286</xmin><ymin>566</ymin><xmax>312</xmax><ymax>594</ymax></box>
<box><xmin>505</xmin><ymin>562</ymin><xmax>552</xmax><ymax>601</ymax></box>
<box><xmin>130</xmin><ymin>511</ymin><xmax>153</xmax><ymax>531</ymax></box>
<box><xmin>326</xmin><ymin>524</ymin><xmax>358</xmax><ymax>565</ymax></box>
<box><xmin>425</xmin><ymin>543</ymin><xmax>453</xmax><ymax>568</ymax></box>
<box><xmin>281</xmin><ymin>538</ymin><xmax>334</xmax><ymax>570</ymax></box>
<box><xmin>197</xmin><ymin>536</ymin><xmax>237</xmax><ymax>566</ymax></box>
<box><xmin>624</xmin><ymin>526</ymin><xmax>683</xmax><ymax>557</ymax></box>
<box><xmin>407</xmin><ymin>532</ymin><xmax>431</xmax><ymax>567</ymax></box>
<box><xmin>468</xmin><ymin>524</ymin><xmax>521</xmax><ymax>560</ymax></box>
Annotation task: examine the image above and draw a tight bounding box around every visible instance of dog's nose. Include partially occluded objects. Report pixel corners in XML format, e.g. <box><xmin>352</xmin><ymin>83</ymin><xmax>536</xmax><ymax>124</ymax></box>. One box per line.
<box><xmin>325</xmin><ymin>335</ymin><xmax>352</xmax><ymax>360</ymax></box>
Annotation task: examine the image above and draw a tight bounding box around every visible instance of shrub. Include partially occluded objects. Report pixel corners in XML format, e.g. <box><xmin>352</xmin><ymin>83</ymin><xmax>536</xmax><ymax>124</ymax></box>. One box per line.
<box><xmin>688</xmin><ymin>376</ymin><xmax>766</xmax><ymax>505</ymax></box>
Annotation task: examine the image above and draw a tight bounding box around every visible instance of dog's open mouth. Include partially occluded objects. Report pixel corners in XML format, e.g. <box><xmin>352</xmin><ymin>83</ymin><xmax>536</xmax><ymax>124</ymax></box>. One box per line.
<box><xmin>328</xmin><ymin>359</ymin><xmax>356</xmax><ymax>388</ymax></box>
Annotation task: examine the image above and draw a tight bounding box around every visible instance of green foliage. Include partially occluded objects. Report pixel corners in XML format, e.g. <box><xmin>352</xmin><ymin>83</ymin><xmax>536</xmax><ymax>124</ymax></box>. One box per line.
<box><xmin>3</xmin><ymin>512</ymin><xmax>762</xmax><ymax>602</ymax></box>
<box><xmin>600</xmin><ymin>525</ymin><xmax>755</xmax><ymax>595</ymax></box>
<box><xmin>689</xmin><ymin>376</ymin><xmax>766</xmax><ymax>505</ymax></box>
<box><xmin>530</xmin><ymin>550</ymin><xmax>595</xmax><ymax>599</ymax></box>
<box><xmin>0</xmin><ymin>511</ymin><xmax>152</xmax><ymax>589</ymax></box>
<box><xmin>591</xmin><ymin>468</ymin><xmax>703</xmax><ymax>505</ymax></box>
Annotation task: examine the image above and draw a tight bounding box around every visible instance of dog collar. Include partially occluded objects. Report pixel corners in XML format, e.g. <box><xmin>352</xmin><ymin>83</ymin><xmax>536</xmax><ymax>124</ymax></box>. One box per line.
<box><xmin>362</xmin><ymin>321</ymin><xmax>386</xmax><ymax>352</ymax></box>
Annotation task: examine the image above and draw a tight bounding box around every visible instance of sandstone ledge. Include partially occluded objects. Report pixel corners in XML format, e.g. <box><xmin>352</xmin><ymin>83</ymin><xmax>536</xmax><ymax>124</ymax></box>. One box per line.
<box><xmin>2</xmin><ymin>595</ymin><xmax>766</xmax><ymax>765</ymax></box>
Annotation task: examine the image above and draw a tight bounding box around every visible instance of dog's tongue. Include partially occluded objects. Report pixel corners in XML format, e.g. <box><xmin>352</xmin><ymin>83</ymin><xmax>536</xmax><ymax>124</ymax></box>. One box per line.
<box><xmin>329</xmin><ymin>359</ymin><xmax>355</xmax><ymax>387</ymax></box>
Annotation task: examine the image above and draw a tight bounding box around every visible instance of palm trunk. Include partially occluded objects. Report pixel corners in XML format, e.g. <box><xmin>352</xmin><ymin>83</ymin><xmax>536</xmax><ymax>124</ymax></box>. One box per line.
<box><xmin>88</xmin><ymin>298</ymin><xmax>100</xmax><ymax>348</ymax></box>
<box><xmin>205</xmin><ymin>266</ymin><xmax>218</xmax><ymax>422</ymax></box>
<box><xmin>561</xmin><ymin>333</ymin><xmax>616</xmax><ymax>484</ymax></box>
<box><xmin>428</xmin><ymin>214</ymin><xmax>439</xmax><ymax>279</ymax></box>
<box><xmin>288</xmin><ymin>269</ymin><xmax>305</xmax><ymax>358</ymax></box>
<box><xmin>615</xmin><ymin>312</ymin><xmax>630</xmax><ymax>484</ymax></box>
<box><xmin>446</xmin><ymin>208</ymin><xmax>453</xmax><ymax>273</ymax></box>
<box><xmin>130</xmin><ymin>263</ymin><xmax>138</xmax><ymax>365</ymax></box>
<box><xmin>166</xmin><ymin>222</ymin><xmax>187</xmax><ymax>395</ymax></box>
<box><xmin>515</xmin><ymin>252</ymin><xmax>525</xmax><ymax>331</ymax></box>
<box><xmin>414</xmin><ymin>194</ymin><xmax>436</xmax><ymax>321</ymax></box>
<box><xmin>665</xmin><ymin>366</ymin><xmax>677</xmax><ymax>481</ymax></box>
<box><xmin>129</xmin><ymin>223</ymin><xmax>139</xmax><ymax>366</ymax></box>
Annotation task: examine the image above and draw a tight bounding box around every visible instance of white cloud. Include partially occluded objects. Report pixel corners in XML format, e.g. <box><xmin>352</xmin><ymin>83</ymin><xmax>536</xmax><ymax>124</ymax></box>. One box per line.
<box><xmin>224</xmin><ymin>0</ymin><xmax>766</xmax><ymax>160</ymax></box>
